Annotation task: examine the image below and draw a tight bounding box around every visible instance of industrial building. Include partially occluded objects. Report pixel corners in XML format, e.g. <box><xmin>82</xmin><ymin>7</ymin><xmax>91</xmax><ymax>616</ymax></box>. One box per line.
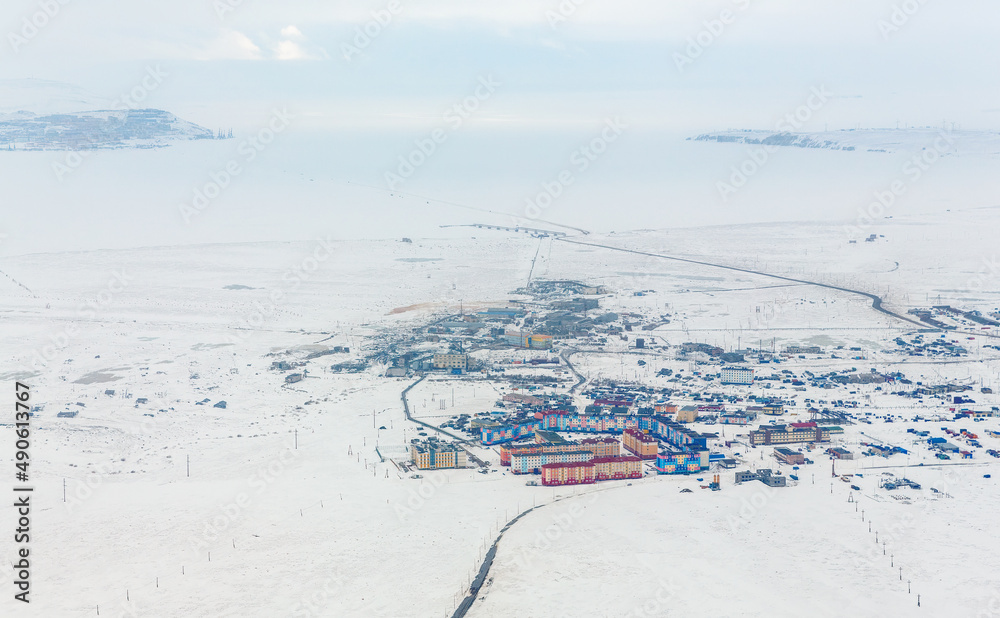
<box><xmin>529</xmin><ymin>334</ymin><xmax>554</xmax><ymax>350</ymax></box>
<box><xmin>432</xmin><ymin>353</ymin><xmax>469</xmax><ymax>370</ymax></box>
<box><xmin>735</xmin><ymin>469</ymin><xmax>786</xmax><ymax>487</ymax></box>
<box><xmin>534</xmin><ymin>430</ymin><xmax>570</xmax><ymax>445</ymax></box>
<box><xmin>774</xmin><ymin>447</ymin><xmax>805</xmax><ymax>465</ymax></box>
<box><xmin>827</xmin><ymin>447</ymin><xmax>855</xmax><ymax>460</ymax></box>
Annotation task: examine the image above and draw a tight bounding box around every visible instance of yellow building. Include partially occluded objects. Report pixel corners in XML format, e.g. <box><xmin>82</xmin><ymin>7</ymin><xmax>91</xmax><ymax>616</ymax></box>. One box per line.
<box><xmin>529</xmin><ymin>334</ymin><xmax>554</xmax><ymax>350</ymax></box>
<box><xmin>676</xmin><ymin>406</ymin><xmax>698</xmax><ymax>423</ymax></box>
<box><xmin>433</xmin><ymin>353</ymin><xmax>468</xmax><ymax>370</ymax></box>
<box><xmin>411</xmin><ymin>441</ymin><xmax>468</xmax><ymax>469</ymax></box>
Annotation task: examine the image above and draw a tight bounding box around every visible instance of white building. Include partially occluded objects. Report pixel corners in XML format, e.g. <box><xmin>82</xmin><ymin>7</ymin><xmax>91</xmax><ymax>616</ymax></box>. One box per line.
<box><xmin>721</xmin><ymin>367</ymin><xmax>754</xmax><ymax>385</ymax></box>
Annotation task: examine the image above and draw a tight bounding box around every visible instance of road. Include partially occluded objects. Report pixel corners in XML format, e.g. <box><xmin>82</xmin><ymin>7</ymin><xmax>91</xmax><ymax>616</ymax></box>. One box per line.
<box><xmin>559</xmin><ymin>347</ymin><xmax>588</xmax><ymax>393</ymax></box>
<box><xmin>556</xmin><ymin>238</ymin><xmax>929</xmax><ymax>329</ymax></box>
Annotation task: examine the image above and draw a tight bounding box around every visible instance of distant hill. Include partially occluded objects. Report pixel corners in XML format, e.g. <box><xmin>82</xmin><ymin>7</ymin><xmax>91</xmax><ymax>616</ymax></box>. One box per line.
<box><xmin>0</xmin><ymin>109</ymin><xmax>214</xmax><ymax>150</ymax></box>
<box><xmin>0</xmin><ymin>78</ymin><xmax>215</xmax><ymax>150</ymax></box>
<box><xmin>690</xmin><ymin>128</ymin><xmax>1000</xmax><ymax>156</ymax></box>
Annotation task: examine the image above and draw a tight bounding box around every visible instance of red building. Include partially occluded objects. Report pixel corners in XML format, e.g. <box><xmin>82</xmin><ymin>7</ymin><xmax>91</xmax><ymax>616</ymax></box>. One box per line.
<box><xmin>622</xmin><ymin>428</ymin><xmax>658</xmax><ymax>460</ymax></box>
<box><xmin>541</xmin><ymin>461</ymin><xmax>596</xmax><ymax>486</ymax></box>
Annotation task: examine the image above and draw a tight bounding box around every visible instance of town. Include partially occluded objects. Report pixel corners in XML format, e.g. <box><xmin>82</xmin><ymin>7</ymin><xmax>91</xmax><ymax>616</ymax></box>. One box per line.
<box><xmin>262</xmin><ymin>278</ymin><xmax>1000</xmax><ymax>498</ymax></box>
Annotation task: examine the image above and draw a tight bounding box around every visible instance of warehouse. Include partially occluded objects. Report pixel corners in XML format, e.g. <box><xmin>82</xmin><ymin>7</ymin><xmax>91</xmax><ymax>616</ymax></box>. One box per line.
<box><xmin>774</xmin><ymin>447</ymin><xmax>805</xmax><ymax>465</ymax></box>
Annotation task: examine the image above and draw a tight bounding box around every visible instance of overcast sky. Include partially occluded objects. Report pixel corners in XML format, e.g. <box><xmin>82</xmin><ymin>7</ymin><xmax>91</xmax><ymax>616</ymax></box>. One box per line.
<box><xmin>1</xmin><ymin>1</ymin><xmax>998</xmax><ymax>256</ymax></box>
<box><xmin>2</xmin><ymin>0</ymin><xmax>998</xmax><ymax>131</ymax></box>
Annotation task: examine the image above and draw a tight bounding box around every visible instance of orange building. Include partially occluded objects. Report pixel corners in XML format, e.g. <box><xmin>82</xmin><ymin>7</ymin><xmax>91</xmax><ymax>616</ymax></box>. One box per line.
<box><xmin>591</xmin><ymin>456</ymin><xmax>643</xmax><ymax>481</ymax></box>
<box><xmin>581</xmin><ymin>437</ymin><xmax>620</xmax><ymax>458</ymax></box>
<box><xmin>541</xmin><ymin>461</ymin><xmax>595</xmax><ymax>486</ymax></box>
<box><xmin>622</xmin><ymin>428</ymin><xmax>658</xmax><ymax>460</ymax></box>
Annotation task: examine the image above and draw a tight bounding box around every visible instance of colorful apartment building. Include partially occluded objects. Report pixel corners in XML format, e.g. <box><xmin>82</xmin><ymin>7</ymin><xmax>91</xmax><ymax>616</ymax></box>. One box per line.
<box><xmin>510</xmin><ymin>450</ymin><xmax>593</xmax><ymax>474</ymax></box>
<box><xmin>592</xmin><ymin>456</ymin><xmax>643</xmax><ymax>480</ymax></box>
<box><xmin>410</xmin><ymin>441</ymin><xmax>468</xmax><ymax>469</ymax></box>
<box><xmin>542</xmin><ymin>411</ymin><xmax>637</xmax><ymax>434</ymax></box>
<box><xmin>481</xmin><ymin>422</ymin><xmax>540</xmax><ymax>445</ymax></box>
<box><xmin>501</xmin><ymin>441</ymin><xmax>578</xmax><ymax>466</ymax></box>
<box><xmin>541</xmin><ymin>461</ymin><xmax>595</xmax><ymax>486</ymax></box>
<box><xmin>534</xmin><ymin>413</ymin><xmax>710</xmax><ymax>475</ymax></box>
<box><xmin>502</xmin><ymin>438</ymin><xmax>620</xmax><ymax>468</ymax></box>
<box><xmin>581</xmin><ymin>437</ymin><xmax>621</xmax><ymax>458</ymax></box>
<box><xmin>654</xmin><ymin>402</ymin><xmax>678</xmax><ymax>414</ymax></box>
<box><xmin>655</xmin><ymin>449</ymin><xmax>709</xmax><ymax>474</ymax></box>
<box><xmin>644</xmin><ymin>417</ymin><xmax>708</xmax><ymax>450</ymax></box>
<box><xmin>622</xmin><ymin>428</ymin><xmax>658</xmax><ymax>460</ymax></box>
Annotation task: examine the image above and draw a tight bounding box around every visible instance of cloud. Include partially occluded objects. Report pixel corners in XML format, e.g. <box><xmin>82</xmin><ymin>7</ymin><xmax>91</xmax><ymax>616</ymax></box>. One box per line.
<box><xmin>274</xmin><ymin>40</ymin><xmax>311</xmax><ymax>60</ymax></box>
<box><xmin>281</xmin><ymin>25</ymin><xmax>305</xmax><ymax>40</ymax></box>
<box><xmin>272</xmin><ymin>25</ymin><xmax>320</xmax><ymax>60</ymax></box>
<box><xmin>196</xmin><ymin>30</ymin><xmax>263</xmax><ymax>61</ymax></box>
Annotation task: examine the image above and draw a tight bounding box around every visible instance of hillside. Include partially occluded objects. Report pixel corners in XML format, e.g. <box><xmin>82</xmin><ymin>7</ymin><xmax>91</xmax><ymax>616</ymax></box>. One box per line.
<box><xmin>691</xmin><ymin>128</ymin><xmax>1000</xmax><ymax>156</ymax></box>
<box><xmin>0</xmin><ymin>79</ymin><xmax>215</xmax><ymax>150</ymax></box>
